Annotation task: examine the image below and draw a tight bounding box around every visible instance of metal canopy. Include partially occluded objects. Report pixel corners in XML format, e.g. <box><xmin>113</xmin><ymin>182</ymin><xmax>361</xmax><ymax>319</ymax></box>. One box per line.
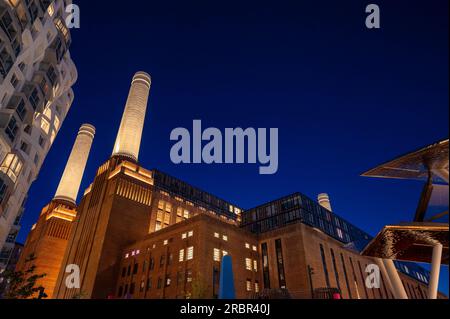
<box><xmin>362</xmin><ymin>139</ymin><xmax>449</xmax><ymax>184</ymax></box>
<box><xmin>361</xmin><ymin>223</ymin><xmax>449</xmax><ymax>265</ymax></box>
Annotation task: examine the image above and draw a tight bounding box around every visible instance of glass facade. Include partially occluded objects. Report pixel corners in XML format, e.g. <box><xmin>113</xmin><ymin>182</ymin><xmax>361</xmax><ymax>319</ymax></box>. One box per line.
<box><xmin>152</xmin><ymin>170</ymin><xmax>241</xmax><ymax>220</ymax></box>
<box><xmin>241</xmin><ymin>192</ymin><xmax>431</xmax><ymax>285</ymax></box>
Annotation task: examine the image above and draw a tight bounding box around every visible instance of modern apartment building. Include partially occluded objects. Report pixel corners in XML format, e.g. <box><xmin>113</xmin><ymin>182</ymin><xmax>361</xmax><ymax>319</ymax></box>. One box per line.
<box><xmin>0</xmin><ymin>0</ymin><xmax>77</xmax><ymax>269</ymax></box>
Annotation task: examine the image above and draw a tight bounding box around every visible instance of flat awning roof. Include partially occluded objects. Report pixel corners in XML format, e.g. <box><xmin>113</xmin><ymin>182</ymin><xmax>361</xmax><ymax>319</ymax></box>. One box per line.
<box><xmin>362</xmin><ymin>139</ymin><xmax>449</xmax><ymax>183</ymax></box>
<box><xmin>361</xmin><ymin>222</ymin><xmax>449</xmax><ymax>265</ymax></box>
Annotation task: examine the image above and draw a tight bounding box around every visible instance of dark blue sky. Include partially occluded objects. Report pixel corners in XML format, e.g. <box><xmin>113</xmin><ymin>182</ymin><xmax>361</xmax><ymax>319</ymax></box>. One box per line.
<box><xmin>18</xmin><ymin>0</ymin><xmax>448</xmax><ymax>293</ymax></box>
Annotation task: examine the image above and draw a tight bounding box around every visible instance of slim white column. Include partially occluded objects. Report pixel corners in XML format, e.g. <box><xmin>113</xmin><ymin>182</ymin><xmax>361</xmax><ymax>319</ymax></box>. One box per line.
<box><xmin>54</xmin><ymin>124</ymin><xmax>96</xmax><ymax>204</ymax></box>
<box><xmin>383</xmin><ymin>259</ymin><xmax>408</xmax><ymax>299</ymax></box>
<box><xmin>376</xmin><ymin>258</ymin><xmax>395</xmax><ymax>298</ymax></box>
<box><xmin>112</xmin><ymin>72</ymin><xmax>151</xmax><ymax>162</ymax></box>
<box><xmin>427</xmin><ymin>243</ymin><xmax>443</xmax><ymax>299</ymax></box>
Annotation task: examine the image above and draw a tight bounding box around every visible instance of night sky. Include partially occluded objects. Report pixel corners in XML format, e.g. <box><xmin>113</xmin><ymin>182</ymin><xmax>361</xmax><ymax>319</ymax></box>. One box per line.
<box><xmin>17</xmin><ymin>0</ymin><xmax>449</xmax><ymax>294</ymax></box>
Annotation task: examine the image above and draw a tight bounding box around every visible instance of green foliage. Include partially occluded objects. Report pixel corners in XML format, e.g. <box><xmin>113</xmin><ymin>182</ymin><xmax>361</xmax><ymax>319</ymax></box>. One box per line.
<box><xmin>2</xmin><ymin>254</ymin><xmax>47</xmax><ymax>299</ymax></box>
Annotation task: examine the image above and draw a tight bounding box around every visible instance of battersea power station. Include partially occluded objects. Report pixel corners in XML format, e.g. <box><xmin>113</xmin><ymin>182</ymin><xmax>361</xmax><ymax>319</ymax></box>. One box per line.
<box><xmin>16</xmin><ymin>72</ymin><xmax>443</xmax><ymax>300</ymax></box>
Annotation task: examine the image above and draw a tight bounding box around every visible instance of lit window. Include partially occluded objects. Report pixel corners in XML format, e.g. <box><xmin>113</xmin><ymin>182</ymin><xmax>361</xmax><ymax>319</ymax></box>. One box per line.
<box><xmin>252</xmin><ymin>246</ymin><xmax>257</xmax><ymax>252</ymax></box>
<box><xmin>246</xmin><ymin>280</ymin><xmax>252</xmax><ymax>291</ymax></box>
<box><xmin>213</xmin><ymin>248</ymin><xmax>220</xmax><ymax>262</ymax></box>
<box><xmin>136</xmin><ymin>250</ymin><xmax>140</xmax><ymax>255</ymax></box>
<box><xmin>184</xmin><ymin>210</ymin><xmax>190</xmax><ymax>219</ymax></box>
<box><xmin>222</xmin><ymin>250</ymin><xmax>228</xmax><ymax>256</ymax></box>
<box><xmin>255</xmin><ymin>282</ymin><xmax>260</xmax><ymax>293</ymax></box>
<box><xmin>188</xmin><ymin>231</ymin><xmax>193</xmax><ymax>237</ymax></box>
<box><xmin>158</xmin><ymin>200</ymin><xmax>165</xmax><ymax>210</ymax></box>
<box><xmin>164</xmin><ymin>240</ymin><xmax>168</xmax><ymax>246</ymax></box>
<box><xmin>182</xmin><ymin>233</ymin><xmax>187</xmax><ymax>239</ymax></box>
<box><xmin>179</xmin><ymin>249</ymin><xmax>184</xmax><ymax>262</ymax></box>
<box><xmin>125</xmin><ymin>253</ymin><xmax>129</xmax><ymax>259</ymax></box>
<box><xmin>41</xmin><ymin>118</ymin><xmax>50</xmax><ymax>134</ymax></box>
<box><xmin>245</xmin><ymin>258</ymin><xmax>252</xmax><ymax>271</ymax></box>
<box><xmin>223</xmin><ymin>235</ymin><xmax>228</xmax><ymax>242</ymax></box>
<box><xmin>214</xmin><ymin>232</ymin><xmax>220</xmax><ymax>238</ymax></box>
<box><xmin>253</xmin><ymin>260</ymin><xmax>258</xmax><ymax>272</ymax></box>
<box><xmin>245</xmin><ymin>243</ymin><xmax>250</xmax><ymax>249</ymax></box>
<box><xmin>187</xmin><ymin>247</ymin><xmax>194</xmax><ymax>260</ymax></box>
<box><xmin>47</xmin><ymin>3</ymin><xmax>55</xmax><ymax>16</ymax></box>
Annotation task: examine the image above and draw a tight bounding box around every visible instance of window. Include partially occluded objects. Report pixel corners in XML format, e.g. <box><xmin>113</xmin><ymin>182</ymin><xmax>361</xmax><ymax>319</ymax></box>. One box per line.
<box><xmin>261</xmin><ymin>243</ymin><xmax>270</xmax><ymax>289</ymax></box>
<box><xmin>5</xmin><ymin>116</ymin><xmax>19</xmax><ymax>142</ymax></box>
<box><xmin>222</xmin><ymin>250</ymin><xmax>228</xmax><ymax>256</ymax></box>
<box><xmin>179</xmin><ymin>249</ymin><xmax>185</xmax><ymax>262</ymax></box>
<box><xmin>34</xmin><ymin>154</ymin><xmax>40</xmax><ymax>166</ymax></box>
<box><xmin>163</xmin><ymin>240</ymin><xmax>168</xmax><ymax>246</ymax></box>
<box><xmin>160</xmin><ymin>255</ymin><xmax>165</xmax><ymax>267</ymax></box>
<box><xmin>214</xmin><ymin>232</ymin><xmax>220</xmax><ymax>238</ymax></box>
<box><xmin>187</xmin><ymin>246</ymin><xmax>194</xmax><ymax>260</ymax></box>
<box><xmin>246</xmin><ymin>279</ymin><xmax>252</xmax><ymax>292</ymax></box>
<box><xmin>213</xmin><ymin>248</ymin><xmax>220</xmax><ymax>262</ymax></box>
<box><xmin>24</xmin><ymin>125</ymin><xmax>32</xmax><ymax>135</ymax></box>
<box><xmin>320</xmin><ymin>244</ymin><xmax>330</xmax><ymax>288</ymax></box>
<box><xmin>20</xmin><ymin>141</ymin><xmax>30</xmax><ymax>155</ymax></box>
<box><xmin>255</xmin><ymin>281</ymin><xmax>260</xmax><ymax>293</ymax></box>
<box><xmin>222</xmin><ymin>235</ymin><xmax>228</xmax><ymax>241</ymax></box>
<box><xmin>253</xmin><ymin>260</ymin><xmax>258</xmax><ymax>272</ymax></box>
<box><xmin>157</xmin><ymin>277</ymin><xmax>162</xmax><ymax>289</ymax></box>
<box><xmin>15</xmin><ymin>100</ymin><xmax>26</xmax><ymax>121</ymax></box>
<box><xmin>188</xmin><ymin>231</ymin><xmax>193</xmax><ymax>237</ymax></box>
<box><xmin>166</xmin><ymin>275</ymin><xmax>171</xmax><ymax>287</ymax></box>
<box><xmin>140</xmin><ymin>280</ymin><xmax>145</xmax><ymax>292</ymax></box>
<box><xmin>183</xmin><ymin>209</ymin><xmax>190</xmax><ymax>219</ymax></box>
<box><xmin>330</xmin><ymin>249</ymin><xmax>341</xmax><ymax>293</ymax></box>
<box><xmin>29</xmin><ymin>88</ymin><xmax>41</xmax><ymax>110</ymax></box>
<box><xmin>245</xmin><ymin>258</ymin><xmax>252</xmax><ymax>271</ymax></box>
<box><xmin>275</xmin><ymin>239</ymin><xmax>286</xmax><ymax>289</ymax></box>
<box><xmin>133</xmin><ymin>263</ymin><xmax>138</xmax><ymax>274</ymax></box>
<box><xmin>149</xmin><ymin>257</ymin><xmax>155</xmax><ymax>270</ymax></box>
<box><xmin>182</xmin><ymin>233</ymin><xmax>187</xmax><ymax>239</ymax></box>
<box><xmin>121</xmin><ymin>267</ymin><xmax>126</xmax><ymax>277</ymax></box>
<box><xmin>186</xmin><ymin>269</ymin><xmax>193</xmax><ymax>282</ymax></box>
<box><xmin>245</xmin><ymin>243</ymin><xmax>250</xmax><ymax>249</ymax></box>
<box><xmin>10</xmin><ymin>74</ymin><xmax>19</xmax><ymax>88</ymax></box>
<box><xmin>39</xmin><ymin>135</ymin><xmax>45</xmax><ymax>148</ymax></box>
<box><xmin>252</xmin><ymin>246</ymin><xmax>257</xmax><ymax>252</ymax></box>
<box><xmin>340</xmin><ymin>253</ymin><xmax>352</xmax><ymax>299</ymax></box>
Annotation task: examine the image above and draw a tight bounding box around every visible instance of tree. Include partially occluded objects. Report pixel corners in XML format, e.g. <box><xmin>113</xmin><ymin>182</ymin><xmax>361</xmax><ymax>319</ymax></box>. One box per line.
<box><xmin>2</xmin><ymin>254</ymin><xmax>47</xmax><ymax>299</ymax></box>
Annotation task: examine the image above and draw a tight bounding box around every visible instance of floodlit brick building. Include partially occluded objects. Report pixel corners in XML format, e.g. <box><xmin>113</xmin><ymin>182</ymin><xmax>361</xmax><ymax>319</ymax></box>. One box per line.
<box><xmin>20</xmin><ymin>71</ymin><xmax>444</xmax><ymax>300</ymax></box>
<box><xmin>15</xmin><ymin>124</ymin><xmax>95</xmax><ymax>298</ymax></box>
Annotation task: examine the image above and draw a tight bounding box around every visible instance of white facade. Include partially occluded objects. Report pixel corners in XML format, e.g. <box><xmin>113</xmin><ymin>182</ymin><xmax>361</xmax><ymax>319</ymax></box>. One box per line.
<box><xmin>0</xmin><ymin>0</ymin><xmax>77</xmax><ymax>268</ymax></box>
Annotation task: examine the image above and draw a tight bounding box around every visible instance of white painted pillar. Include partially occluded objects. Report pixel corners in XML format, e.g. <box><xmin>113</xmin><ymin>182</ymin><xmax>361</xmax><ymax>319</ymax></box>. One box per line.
<box><xmin>427</xmin><ymin>243</ymin><xmax>443</xmax><ymax>299</ymax></box>
<box><xmin>383</xmin><ymin>259</ymin><xmax>408</xmax><ymax>299</ymax></box>
<box><xmin>376</xmin><ymin>258</ymin><xmax>395</xmax><ymax>298</ymax></box>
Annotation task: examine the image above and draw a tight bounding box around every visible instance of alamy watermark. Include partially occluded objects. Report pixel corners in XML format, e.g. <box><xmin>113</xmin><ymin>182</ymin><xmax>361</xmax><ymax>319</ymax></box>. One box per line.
<box><xmin>170</xmin><ymin>120</ymin><xmax>279</xmax><ymax>175</ymax></box>
<box><xmin>65</xmin><ymin>4</ymin><xmax>80</xmax><ymax>29</ymax></box>
<box><xmin>365</xmin><ymin>264</ymin><xmax>381</xmax><ymax>289</ymax></box>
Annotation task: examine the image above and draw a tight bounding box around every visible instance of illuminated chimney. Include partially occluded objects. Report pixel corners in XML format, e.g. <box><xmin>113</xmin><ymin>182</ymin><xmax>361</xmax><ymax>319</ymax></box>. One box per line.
<box><xmin>112</xmin><ymin>71</ymin><xmax>151</xmax><ymax>162</ymax></box>
<box><xmin>318</xmin><ymin>193</ymin><xmax>333</xmax><ymax>212</ymax></box>
<box><xmin>54</xmin><ymin>124</ymin><xmax>96</xmax><ymax>204</ymax></box>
